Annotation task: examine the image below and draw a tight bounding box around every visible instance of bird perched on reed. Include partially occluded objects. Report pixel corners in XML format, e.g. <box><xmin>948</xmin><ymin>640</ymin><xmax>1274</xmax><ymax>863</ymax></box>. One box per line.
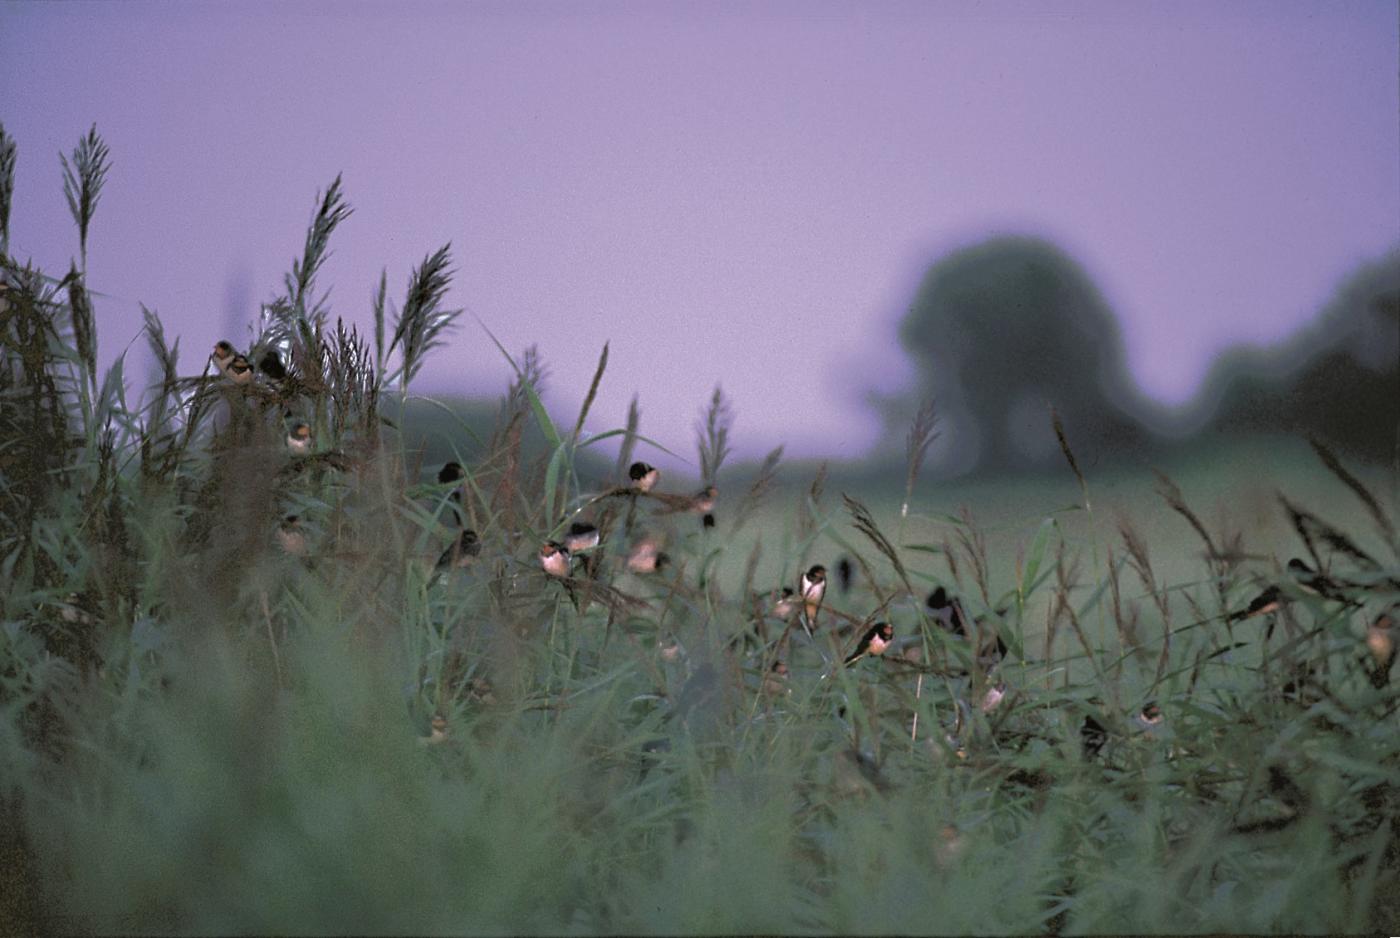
<box><xmin>626</xmin><ymin>537</ymin><xmax>669</xmax><ymax>574</ymax></box>
<box><xmin>226</xmin><ymin>354</ymin><xmax>254</xmax><ymax>385</ymax></box>
<box><xmin>562</xmin><ymin>522</ymin><xmax>599</xmax><ymax>553</ymax></box>
<box><xmin>844</xmin><ymin>621</ymin><xmax>894</xmax><ymax>666</ymax></box>
<box><xmin>211</xmin><ymin>340</ymin><xmax>237</xmax><ymax>377</ymax></box>
<box><xmin>286</xmin><ymin>421</ymin><xmax>313</xmax><ymax>456</ymax></box>
<box><xmin>927</xmin><ymin>586</ymin><xmax>968</xmax><ymax>635</ymax></box>
<box><xmin>257</xmin><ymin>347</ymin><xmax>288</xmax><ymax>382</ymax></box>
<box><xmin>1228</xmin><ymin>585</ymin><xmax>1283</xmax><ymax>622</ymax></box>
<box><xmin>276</xmin><ymin>515</ymin><xmax>307</xmax><ymax>556</ymax></box>
<box><xmin>798</xmin><ymin>564</ymin><xmax>826</xmax><ymax>634</ymax></box>
<box><xmin>628</xmin><ymin>461</ymin><xmax>659</xmax><ymax>493</ymax></box>
<box><xmin>539</xmin><ymin>541</ymin><xmax>571</xmax><ymax>578</ymax></box>
<box><xmin>436</xmin><ymin>529</ymin><xmax>481</xmax><ymax>573</ymax></box>
<box><xmin>1366</xmin><ymin>611</ymin><xmax>1394</xmax><ymax>688</ymax></box>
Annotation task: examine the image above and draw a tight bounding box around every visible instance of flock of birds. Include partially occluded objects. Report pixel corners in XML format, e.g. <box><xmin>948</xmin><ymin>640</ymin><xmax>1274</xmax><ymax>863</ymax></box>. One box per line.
<box><xmin>208</xmin><ymin>338</ymin><xmax>1397</xmax><ymax>742</ymax></box>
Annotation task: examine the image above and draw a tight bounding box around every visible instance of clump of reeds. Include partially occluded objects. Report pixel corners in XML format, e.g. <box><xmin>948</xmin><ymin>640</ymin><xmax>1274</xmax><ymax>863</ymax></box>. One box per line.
<box><xmin>3</xmin><ymin>123</ymin><xmax>1399</xmax><ymax>937</ymax></box>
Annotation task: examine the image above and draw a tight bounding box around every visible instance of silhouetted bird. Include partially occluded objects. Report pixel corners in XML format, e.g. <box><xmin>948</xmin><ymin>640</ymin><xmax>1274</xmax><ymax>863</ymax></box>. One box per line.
<box><xmin>1228</xmin><ymin>585</ymin><xmax>1283</xmax><ymax>622</ymax></box>
<box><xmin>1081</xmin><ymin>714</ymin><xmax>1107</xmax><ymax>758</ymax></box>
<box><xmin>836</xmin><ymin>557</ymin><xmax>854</xmax><ymax>595</ymax></box>
<box><xmin>258</xmin><ymin>348</ymin><xmax>288</xmax><ymax>381</ymax></box>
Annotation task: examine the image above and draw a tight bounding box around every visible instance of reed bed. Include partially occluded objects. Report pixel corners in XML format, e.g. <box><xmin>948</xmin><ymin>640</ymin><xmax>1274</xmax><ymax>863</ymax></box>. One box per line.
<box><xmin>2</xmin><ymin>125</ymin><xmax>1398</xmax><ymax>935</ymax></box>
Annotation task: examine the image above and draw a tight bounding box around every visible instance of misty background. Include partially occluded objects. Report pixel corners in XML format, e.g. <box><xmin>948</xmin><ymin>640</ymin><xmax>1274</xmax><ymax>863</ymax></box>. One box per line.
<box><xmin>2</xmin><ymin>0</ymin><xmax>1396</xmax><ymax>477</ymax></box>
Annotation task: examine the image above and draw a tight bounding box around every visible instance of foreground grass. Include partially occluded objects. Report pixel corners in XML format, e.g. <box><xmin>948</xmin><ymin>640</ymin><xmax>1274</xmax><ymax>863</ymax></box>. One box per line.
<box><xmin>3</xmin><ymin>126</ymin><xmax>1399</xmax><ymax>935</ymax></box>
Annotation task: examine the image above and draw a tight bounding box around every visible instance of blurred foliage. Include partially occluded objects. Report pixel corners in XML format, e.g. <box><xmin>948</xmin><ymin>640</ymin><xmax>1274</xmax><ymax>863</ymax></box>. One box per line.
<box><xmin>1193</xmin><ymin>252</ymin><xmax>1400</xmax><ymax>463</ymax></box>
<box><xmin>887</xmin><ymin>238</ymin><xmax>1398</xmax><ymax>474</ymax></box>
<box><xmin>892</xmin><ymin>236</ymin><xmax>1157</xmax><ymax>473</ymax></box>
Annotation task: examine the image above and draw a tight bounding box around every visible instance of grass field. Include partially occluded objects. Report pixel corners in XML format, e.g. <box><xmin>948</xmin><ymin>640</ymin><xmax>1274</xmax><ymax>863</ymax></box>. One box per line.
<box><xmin>4</xmin><ymin>138</ymin><xmax>1399</xmax><ymax>935</ymax></box>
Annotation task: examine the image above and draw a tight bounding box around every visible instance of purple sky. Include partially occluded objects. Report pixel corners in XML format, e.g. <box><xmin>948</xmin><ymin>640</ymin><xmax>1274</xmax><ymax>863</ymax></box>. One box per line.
<box><xmin>3</xmin><ymin>1</ymin><xmax>1397</xmax><ymax>465</ymax></box>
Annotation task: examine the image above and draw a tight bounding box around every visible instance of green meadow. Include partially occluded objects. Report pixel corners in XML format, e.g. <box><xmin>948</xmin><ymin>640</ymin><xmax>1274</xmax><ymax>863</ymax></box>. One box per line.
<box><xmin>3</xmin><ymin>128</ymin><xmax>1399</xmax><ymax>935</ymax></box>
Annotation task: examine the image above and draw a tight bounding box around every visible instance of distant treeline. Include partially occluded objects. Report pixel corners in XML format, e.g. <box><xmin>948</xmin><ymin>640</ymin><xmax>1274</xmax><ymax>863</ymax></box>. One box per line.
<box><xmin>403</xmin><ymin>238</ymin><xmax>1397</xmax><ymax>481</ymax></box>
<box><xmin>876</xmin><ymin>237</ymin><xmax>1399</xmax><ymax>473</ymax></box>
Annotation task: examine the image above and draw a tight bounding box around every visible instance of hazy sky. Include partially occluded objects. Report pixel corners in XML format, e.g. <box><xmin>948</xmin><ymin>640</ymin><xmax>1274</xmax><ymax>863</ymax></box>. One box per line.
<box><xmin>3</xmin><ymin>1</ymin><xmax>1396</xmax><ymax>465</ymax></box>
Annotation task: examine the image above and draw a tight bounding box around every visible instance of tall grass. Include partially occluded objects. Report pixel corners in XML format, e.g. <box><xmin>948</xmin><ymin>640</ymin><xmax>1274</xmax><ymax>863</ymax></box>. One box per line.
<box><xmin>2</xmin><ymin>127</ymin><xmax>1398</xmax><ymax>935</ymax></box>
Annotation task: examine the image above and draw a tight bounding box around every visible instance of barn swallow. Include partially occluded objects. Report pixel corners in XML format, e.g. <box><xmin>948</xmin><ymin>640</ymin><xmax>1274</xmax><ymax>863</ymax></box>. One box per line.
<box><xmin>540</xmin><ymin>540</ymin><xmax>571</xmax><ymax>577</ymax></box>
<box><xmin>692</xmin><ymin>485</ymin><xmax>717</xmax><ymax>514</ymax></box>
<box><xmin>286</xmin><ymin>421</ymin><xmax>313</xmax><ymax>456</ymax></box>
<box><xmin>276</xmin><ymin>515</ymin><xmax>307</xmax><ymax>556</ymax></box>
<box><xmin>226</xmin><ymin>354</ymin><xmax>254</xmax><ymax>385</ymax></box>
<box><xmin>258</xmin><ymin>348</ymin><xmax>288</xmax><ymax>381</ymax></box>
<box><xmin>563</xmin><ymin>522</ymin><xmax>600</xmax><ymax>553</ymax></box>
<box><xmin>979</xmin><ymin>681</ymin><xmax>1007</xmax><ymax>713</ymax></box>
<box><xmin>926</xmin><ymin>587</ymin><xmax>968</xmax><ymax>636</ymax></box>
<box><xmin>627</xmin><ymin>537</ymin><xmax>668</xmax><ymax>574</ymax></box>
<box><xmin>418</xmin><ymin>712</ymin><xmax>449</xmax><ymax>746</ymax></box>
<box><xmin>763</xmin><ymin>660</ymin><xmax>790</xmax><ymax>696</ymax></box>
<box><xmin>771</xmin><ymin>587</ymin><xmax>797</xmax><ymax>619</ymax></box>
<box><xmin>799</xmin><ymin>565</ymin><xmax>827</xmax><ymax>632</ymax></box>
<box><xmin>1366</xmin><ymin>611</ymin><xmax>1394</xmax><ymax>688</ymax></box>
<box><xmin>844</xmin><ymin>621</ymin><xmax>894</xmax><ymax>666</ymax></box>
<box><xmin>1227</xmin><ymin>585</ymin><xmax>1283</xmax><ymax>622</ymax></box>
<box><xmin>436</xmin><ymin>529</ymin><xmax>482</xmax><ymax>571</ymax></box>
<box><xmin>211</xmin><ymin>340</ymin><xmax>237</xmax><ymax>376</ymax></box>
<box><xmin>1136</xmin><ymin>702</ymin><xmax>1163</xmax><ymax>727</ymax></box>
<box><xmin>628</xmin><ymin>461</ymin><xmax>659</xmax><ymax>493</ymax></box>
<box><xmin>438</xmin><ymin>461</ymin><xmax>465</xmax><ymax>487</ymax></box>
<box><xmin>1285</xmin><ymin>557</ymin><xmax>1351</xmax><ymax>602</ymax></box>
<box><xmin>1081</xmin><ymin>714</ymin><xmax>1107</xmax><ymax>758</ymax></box>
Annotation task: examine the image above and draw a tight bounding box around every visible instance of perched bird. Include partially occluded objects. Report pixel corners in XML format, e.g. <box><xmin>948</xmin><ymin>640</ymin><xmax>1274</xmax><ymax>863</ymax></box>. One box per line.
<box><xmin>418</xmin><ymin>713</ymin><xmax>449</xmax><ymax>746</ymax></box>
<box><xmin>979</xmin><ymin>681</ymin><xmax>1008</xmax><ymax>713</ymax></box>
<box><xmin>927</xmin><ymin>586</ymin><xmax>969</xmax><ymax>636</ymax></box>
<box><xmin>799</xmin><ymin>564</ymin><xmax>827</xmax><ymax>633</ymax></box>
<box><xmin>540</xmin><ymin>541</ymin><xmax>571</xmax><ymax>578</ymax></box>
<box><xmin>1136</xmin><ymin>702</ymin><xmax>1163</xmax><ymax>727</ymax></box>
<box><xmin>562</xmin><ymin>522</ymin><xmax>600</xmax><ymax>553</ymax></box>
<box><xmin>1081</xmin><ymin>714</ymin><xmax>1107</xmax><ymax>759</ymax></box>
<box><xmin>211</xmin><ymin>340</ymin><xmax>237</xmax><ymax>376</ymax></box>
<box><xmin>286</xmin><ymin>421</ymin><xmax>313</xmax><ymax>456</ymax></box>
<box><xmin>438</xmin><ymin>461</ymin><xmax>466</xmax><ymax>524</ymax></box>
<box><xmin>763</xmin><ymin>660</ymin><xmax>790</xmax><ymax>696</ymax></box>
<box><xmin>1366</xmin><ymin>611</ymin><xmax>1395</xmax><ymax>688</ymax></box>
<box><xmin>771</xmin><ymin>587</ymin><xmax>797</xmax><ymax>619</ymax></box>
<box><xmin>628</xmin><ymin>461</ymin><xmax>659</xmax><ymax>493</ymax></box>
<box><xmin>436</xmin><ymin>529</ymin><xmax>482</xmax><ymax>571</ymax></box>
<box><xmin>276</xmin><ymin>515</ymin><xmax>307</xmax><ymax>556</ymax></box>
<box><xmin>438</xmin><ymin>461</ymin><xmax>465</xmax><ymax>488</ymax></box>
<box><xmin>627</xmin><ymin>537</ymin><xmax>669</xmax><ymax>574</ymax></box>
<box><xmin>1227</xmin><ymin>585</ymin><xmax>1283</xmax><ymax>622</ymax></box>
<box><xmin>844</xmin><ymin>621</ymin><xmax>894</xmax><ymax>666</ymax></box>
<box><xmin>1227</xmin><ymin>559</ymin><xmax>1353</xmax><ymax>624</ymax></box>
<box><xmin>690</xmin><ymin>485</ymin><xmax>718</xmax><ymax>514</ymax></box>
<box><xmin>1286</xmin><ymin>557</ymin><xmax>1351</xmax><ymax>602</ymax></box>
<box><xmin>226</xmin><ymin>354</ymin><xmax>254</xmax><ymax>385</ymax></box>
<box><xmin>257</xmin><ymin>348</ymin><xmax>288</xmax><ymax>381</ymax></box>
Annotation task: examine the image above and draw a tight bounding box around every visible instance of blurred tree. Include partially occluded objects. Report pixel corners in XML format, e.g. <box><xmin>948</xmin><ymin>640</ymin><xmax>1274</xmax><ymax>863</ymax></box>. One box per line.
<box><xmin>893</xmin><ymin>236</ymin><xmax>1155</xmax><ymax>472</ymax></box>
<box><xmin>1190</xmin><ymin>251</ymin><xmax>1399</xmax><ymax>461</ymax></box>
